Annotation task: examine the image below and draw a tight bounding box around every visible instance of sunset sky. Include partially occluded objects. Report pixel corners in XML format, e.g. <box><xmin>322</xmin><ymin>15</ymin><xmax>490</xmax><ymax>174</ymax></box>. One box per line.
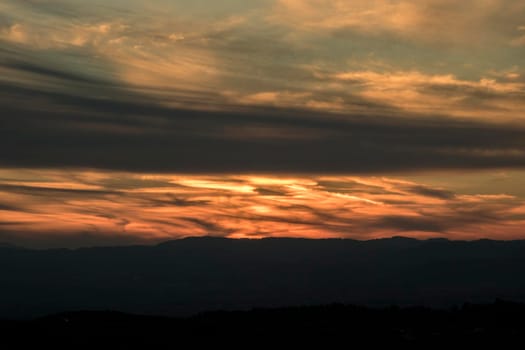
<box><xmin>1</xmin><ymin>0</ymin><xmax>525</xmax><ymax>247</ymax></box>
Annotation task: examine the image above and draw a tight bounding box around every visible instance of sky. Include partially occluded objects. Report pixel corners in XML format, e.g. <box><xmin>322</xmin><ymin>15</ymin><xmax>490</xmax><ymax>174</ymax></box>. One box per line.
<box><xmin>1</xmin><ymin>0</ymin><xmax>525</xmax><ymax>247</ymax></box>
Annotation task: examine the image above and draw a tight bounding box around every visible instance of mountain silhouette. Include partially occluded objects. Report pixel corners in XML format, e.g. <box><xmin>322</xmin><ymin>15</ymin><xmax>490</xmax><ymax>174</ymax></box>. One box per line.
<box><xmin>2</xmin><ymin>237</ymin><xmax>525</xmax><ymax>318</ymax></box>
<box><xmin>3</xmin><ymin>302</ymin><xmax>525</xmax><ymax>346</ymax></box>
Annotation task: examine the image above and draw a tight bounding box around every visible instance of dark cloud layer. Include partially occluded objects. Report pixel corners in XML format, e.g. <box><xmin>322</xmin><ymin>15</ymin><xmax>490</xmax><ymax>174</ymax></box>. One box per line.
<box><xmin>1</xmin><ymin>63</ymin><xmax>525</xmax><ymax>173</ymax></box>
<box><xmin>1</xmin><ymin>0</ymin><xmax>524</xmax><ymax>174</ymax></box>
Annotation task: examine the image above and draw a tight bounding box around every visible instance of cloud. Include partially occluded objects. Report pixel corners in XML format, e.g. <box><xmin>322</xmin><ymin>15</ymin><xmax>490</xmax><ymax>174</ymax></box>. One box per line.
<box><xmin>2</xmin><ymin>1</ymin><xmax>525</xmax><ymax>247</ymax></box>
<box><xmin>1</xmin><ymin>170</ymin><xmax>524</xmax><ymax>247</ymax></box>
<box><xmin>4</xmin><ymin>61</ymin><xmax>103</xmax><ymax>84</ymax></box>
<box><xmin>0</xmin><ymin>203</ymin><xmax>21</xmax><ymax>212</ymax></box>
<box><xmin>271</xmin><ymin>0</ymin><xmax>525</xmax><ymax>45</ymax></box>
<box><xmin>0</xmin><ymin>3</ymin><xmax>253</xmax><ymax>105</ymax></box>
<box><xmin>511</xmin><ymin>35</ymin><xmax>525</xmax><ymax>46</ymax></box>
<box><xmin>0</xmin><ymin>1</ymin><xmax>525</xmax><ymax>173</ymax></box>
<box><xmin>371</xmin><ymin>215</ymin><xmax>450</xmax><ymax>233</ymax></box>
<box><xmin>406</xmin><ymin>185</ymin><xmax>456</xmax><ymax>200</ymax></box>
<box><xmin>2</xmin><ymin>75</ymin><xmax>525</xmax><ymax>173</ymax></box>
<box><xmin>313</xmin><ymin>69</ymin><xmax>525</xmax><ymax>119</ymax></box>
<box><xmin>2</xmin><ymin>0</ymin><xmax>525</xmax><ymax>122</ymax></box>
<box><xmin>272</xmin><ymin>0</ymin><xmax>422</xmax><ymax>35</ymax></box>
<box><xmin>0</xmin><ymin>20</ymin><xmax>116</xmax><ymax>48</ymax></box>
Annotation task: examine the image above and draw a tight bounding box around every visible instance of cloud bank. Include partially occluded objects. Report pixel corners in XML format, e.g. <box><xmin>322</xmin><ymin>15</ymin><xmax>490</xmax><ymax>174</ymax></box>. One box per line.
<box><xmin>1</xmin><ymin>169</ymin><xmax>524</xmax><ymax>247</ymax></box>
<box><xmin>1</xmin><ymin>0</ymin><xmax>524</xmax><ymax>174</ymax></box>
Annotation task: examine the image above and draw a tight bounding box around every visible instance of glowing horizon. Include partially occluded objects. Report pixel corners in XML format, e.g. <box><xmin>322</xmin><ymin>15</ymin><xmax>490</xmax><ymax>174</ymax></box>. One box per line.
<box><xmin>0</xmin><ymin>168</ymin><xmax>524</xmax><ymax>248</ymax></box>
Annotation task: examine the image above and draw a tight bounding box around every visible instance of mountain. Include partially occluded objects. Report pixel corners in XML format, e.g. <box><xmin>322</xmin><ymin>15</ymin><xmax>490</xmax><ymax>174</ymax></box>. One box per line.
<box><xmin>0</xmin><ymin>242</ymin><xmax>19</xmax><ymax>249</ymax></box>
<box><xmin>2</xmin><ymin>237</ymin><xmax>525</xmax><ymax>318</ymax></box>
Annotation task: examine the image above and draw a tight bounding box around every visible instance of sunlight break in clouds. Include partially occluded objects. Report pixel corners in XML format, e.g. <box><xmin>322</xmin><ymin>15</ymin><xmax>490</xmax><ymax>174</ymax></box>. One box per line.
<box><xmin>1</xmin><ymin>169</ymin><xmax>524</xmax><ymax>248</ymax></box>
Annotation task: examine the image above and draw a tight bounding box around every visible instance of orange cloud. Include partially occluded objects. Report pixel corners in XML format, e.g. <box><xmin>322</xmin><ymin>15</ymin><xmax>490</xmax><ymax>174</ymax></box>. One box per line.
<box><xmin>2</xmin><ymin>0</ymin><xmax>524</xmax><ymax>121</ymax></box>
<box><xmin>271</xmin><ymin>0</ymin><xmax>525</xmax><ymax>45</ymax></box>
<box><xmin>1</xmin><ymin>169</ymin><xmax>524</xmax><ymax>247</ymax></box>
<box><xmin>307</xmin><ymin>69</ymin><xmax>525</xmax><ymax>120</ymax></box>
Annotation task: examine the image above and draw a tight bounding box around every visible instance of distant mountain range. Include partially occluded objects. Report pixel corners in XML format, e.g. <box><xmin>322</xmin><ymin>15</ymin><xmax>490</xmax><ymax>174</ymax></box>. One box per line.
<box><xmin>2</xmin><ymin>237</ymin><xmax>525</xmax><ymax>319</ymax></box>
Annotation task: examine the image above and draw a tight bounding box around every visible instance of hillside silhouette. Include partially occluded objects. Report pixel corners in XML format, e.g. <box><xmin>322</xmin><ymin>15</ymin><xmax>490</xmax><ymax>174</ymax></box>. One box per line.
<box><xmin>2</xmin><ymin>237</ymin><xmax>525</xmax><ymax>318</ymax></box>
<box><xmin>2</xmin><ymin>302</ymin><xmax>525</xmax><ymax>346</ymax></box>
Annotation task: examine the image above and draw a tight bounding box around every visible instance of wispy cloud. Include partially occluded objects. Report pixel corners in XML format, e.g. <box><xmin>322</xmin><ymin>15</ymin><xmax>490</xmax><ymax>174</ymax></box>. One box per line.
<box><xmin>1</xmin><ymin>0</ymin><xmax>524</xmax><ymax>118</ymax></box>
<box><xmin>272</xmin><ymin>0</ymin><xmax>525</xmax><ymax>45</ymax></box>
<box><xmin>1</xmin><ymin>169</ymin><xmax>524</xmax><ymax>247</ymax></box>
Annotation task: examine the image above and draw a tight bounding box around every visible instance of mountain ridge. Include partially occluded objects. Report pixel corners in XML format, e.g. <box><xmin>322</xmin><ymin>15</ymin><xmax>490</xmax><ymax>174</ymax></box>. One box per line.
<box><xmin>2</xmin><ymin>236</ymin><xmax>525</xmax><ymax>319</ymax></box>
<box><xmin>4</xmin><ymin>235</ymin><xmax>525</xmax><ymax>252</ymax></box>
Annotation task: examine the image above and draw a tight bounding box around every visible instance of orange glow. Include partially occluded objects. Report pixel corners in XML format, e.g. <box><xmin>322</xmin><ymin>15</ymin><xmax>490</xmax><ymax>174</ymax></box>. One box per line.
<box><xmin>1</xmin><ymin>169</ymin><xmax>524</xmax><ymax>247</ymax></box>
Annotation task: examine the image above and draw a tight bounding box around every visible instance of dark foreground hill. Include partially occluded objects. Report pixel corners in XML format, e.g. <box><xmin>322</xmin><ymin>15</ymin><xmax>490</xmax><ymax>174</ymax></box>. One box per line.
<box><xmin>2</xmin><ymin>237</ymin><xmax>525</xmax><ymax>318</ymax></box>
<box><xmin>2</xmin><ymin>302</ymin><xmax>525</xmax><ymax>347</ymax></box>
